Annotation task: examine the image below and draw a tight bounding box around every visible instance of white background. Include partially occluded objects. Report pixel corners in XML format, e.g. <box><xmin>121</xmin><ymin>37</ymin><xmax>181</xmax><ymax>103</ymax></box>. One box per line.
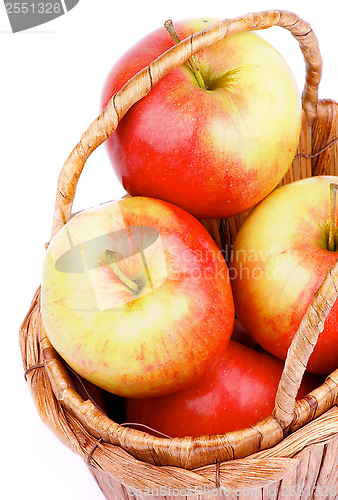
<box><xmin>2</xmin><ymin>1</ymin><xmax>338</xmax><ymax>499</ymax></box>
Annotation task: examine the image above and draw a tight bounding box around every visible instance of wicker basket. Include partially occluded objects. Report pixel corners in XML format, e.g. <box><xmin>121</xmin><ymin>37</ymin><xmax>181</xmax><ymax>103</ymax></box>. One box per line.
<box><xmin>19</xmin><ymin>10</ymin><xmax>338</xmax><ymax>499</ymax></box>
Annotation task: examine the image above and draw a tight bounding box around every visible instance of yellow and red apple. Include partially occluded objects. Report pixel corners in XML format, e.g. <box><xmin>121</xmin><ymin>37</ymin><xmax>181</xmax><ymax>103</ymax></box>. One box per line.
<box><xmin>230</xmin><ymin>176</ymin><xmax>338</xmax><ymax>375</ymax></box>
<box><xmin>101</xmin><ymin>18</ymin><xmax>302</xmax><ymax>219</ymax></box>
<box><xmin>41</xmin><ymin>196</ymin><xmax>234</xmax><ymax>398</ymax></box>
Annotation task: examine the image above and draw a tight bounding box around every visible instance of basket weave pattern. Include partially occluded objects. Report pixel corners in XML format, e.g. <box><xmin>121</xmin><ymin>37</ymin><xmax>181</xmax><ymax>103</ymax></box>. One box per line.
<box><xmin>19</xmin><ymin>10</ymin><xmax>338</xmax><ymax>499</ymax></box>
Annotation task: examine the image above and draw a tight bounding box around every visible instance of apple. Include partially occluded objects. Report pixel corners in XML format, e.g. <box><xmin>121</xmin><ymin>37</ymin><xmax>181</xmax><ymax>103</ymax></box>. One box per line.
<box><xmin>125</xmin><ymin>340</ymin><xmax>320</xmax><ymax>437</ymax></box>
<box><xmin>230</xmin><ymin>176</ymin><xmax>338</xmax><ymax>375</ymax></box>
<box><xmin>100</xmin><ymin>18</ymin><xmax>302</xmax><ymax>219</ymax></box>
<box><xmin>40</xmin><ymin>196</ymin><xmax>234</xmax><ymax>398</ymax></box>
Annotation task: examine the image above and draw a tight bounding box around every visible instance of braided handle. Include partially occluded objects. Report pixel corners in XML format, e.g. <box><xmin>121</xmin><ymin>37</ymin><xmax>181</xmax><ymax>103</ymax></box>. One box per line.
<box><xmin>50</xmin><ymin>10</ymin><xmax>322</xmax><ymax>239</ymax></box>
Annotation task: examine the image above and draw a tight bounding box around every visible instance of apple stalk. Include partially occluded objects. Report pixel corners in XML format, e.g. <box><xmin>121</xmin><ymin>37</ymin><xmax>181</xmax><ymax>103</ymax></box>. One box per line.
<box><xmin>328</xmin><ymin>183</ymin><xmax>338</xmax><ymax>252</ymax></box>
<box><xmin>105</xmin><ymin>249</ymin><xmax>141</xmax><ymax>294</ymax></box>
<box><xmin>164</xmin><ymin>19</ymin><xmax>207</xmax><ymax>90</ymax></box>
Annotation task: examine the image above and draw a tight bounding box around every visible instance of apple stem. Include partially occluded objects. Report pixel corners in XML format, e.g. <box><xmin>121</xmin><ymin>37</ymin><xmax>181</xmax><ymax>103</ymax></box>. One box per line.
<box><xmin>328</xmin><ymin>183</ymin><xmax>338</xmax><ymax>252</ymax></box>
<box><xmin>105</xmin><ymin>249</ymin><xmax>141</xmax><ymax>294</ymax></box>
<box><xmin>164</xmin><ymin>19</ymin><xmax>207</xmax><ymax>90</ymax></box>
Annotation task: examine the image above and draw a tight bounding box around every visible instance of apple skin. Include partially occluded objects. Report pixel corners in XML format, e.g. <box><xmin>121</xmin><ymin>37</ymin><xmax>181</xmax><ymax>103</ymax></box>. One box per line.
<box><xmin>100</xmin><ymin>18</ymin><xmax>302</xmax><ymax>219</ymax></box>
<box><xmin>230</xmin><ymin>176</ymin><xmax>338</xmax><ymax>375</ymax></box>
<box><xmin>125</xmin><ymin>340</ymin><xmax>320</xmax><ymax>437</ymax></box>
<box><xmin>41</xmin><ymin>196</ymin><xmax>234</xmax><ymax>398</ymax></box>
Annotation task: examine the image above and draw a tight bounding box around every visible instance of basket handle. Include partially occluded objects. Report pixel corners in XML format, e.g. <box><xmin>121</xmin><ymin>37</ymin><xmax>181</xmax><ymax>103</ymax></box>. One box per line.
<box><xmin>273</xmin><ymin>260</ymin><xmax>338</xmax><ymax>428</ymax></box>
<box><xmin>50</xmin><ymin>9</ymin><xmax>322</xmax><ymax>239</ymax></box>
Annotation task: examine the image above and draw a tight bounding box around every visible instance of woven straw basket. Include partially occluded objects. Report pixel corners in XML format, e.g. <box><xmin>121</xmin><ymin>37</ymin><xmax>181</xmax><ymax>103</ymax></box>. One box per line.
<box><xmin>19</xmin><ymin>10</ymin><xmax>338</xmax><ymax>500</ymax></box>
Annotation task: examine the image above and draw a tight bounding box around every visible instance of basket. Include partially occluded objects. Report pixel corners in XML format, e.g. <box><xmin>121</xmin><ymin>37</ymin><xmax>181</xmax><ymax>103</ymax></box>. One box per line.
<box><xmin>19</xmin><ymin>10</ymin><xmax>338</xmax><ymax>499</ymax></box>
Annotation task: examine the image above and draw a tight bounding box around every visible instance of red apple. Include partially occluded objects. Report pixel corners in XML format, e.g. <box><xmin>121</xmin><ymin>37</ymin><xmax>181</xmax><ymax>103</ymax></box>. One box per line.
<box><xmin>100</xmin><ymin>18</ymin><xmax>302</xmax><ymax>219</ymax></box>
<box><xmin>230</xmin><ymin>176</ymin><xmax>338</xmax><ymax>375</ymax></box>
<box><xmin>125</xmin><ymin>340</ymin><xmax>320</xmax><ymax>437</ymax></box>
<box><xmin>41</xmin><ymin>196</ymin><xmax>234</xmax><ymax>398</ymax></box>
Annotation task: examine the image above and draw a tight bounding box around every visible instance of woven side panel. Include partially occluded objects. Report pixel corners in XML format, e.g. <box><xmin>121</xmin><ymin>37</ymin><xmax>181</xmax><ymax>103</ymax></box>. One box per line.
<box><xmin>89</xmin><ymin>467</ymin><xmax>131</xmax><ymax>500</ymax></box>
<box><xmin>87</xmin><ymin>436</ymin><xmax>338</xmax><ymax>500</ymax></box>
<box><xmin>312</xmin><ymin>99</ymin><xmax>338</xmax><ymax>176</ymax></box>
<box><xmin>88</xmin><ymin>460</ymin><xmax>297</xmax><ymax>500</ymax></box>
<box><xmin>274</xmin><ymin>443</ymin><xmax>332</xmax><ymax>500</ymax></box>
<box><xmin>279</xmin><ymin>110</ymin><xmax>312</xmax><ymax>185</ymax></box>
<box><xmin>314</xmin><ymin>435</ymin><xmax>338</xmax><ymax>491</ymax></box>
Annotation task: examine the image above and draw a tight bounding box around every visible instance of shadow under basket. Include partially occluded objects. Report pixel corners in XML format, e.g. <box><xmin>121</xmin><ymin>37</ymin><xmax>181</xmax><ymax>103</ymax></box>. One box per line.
<box><xmin>19</xmin><ymin>10</ymin><xmax>338</xmax><ymax>500</ymax></box>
